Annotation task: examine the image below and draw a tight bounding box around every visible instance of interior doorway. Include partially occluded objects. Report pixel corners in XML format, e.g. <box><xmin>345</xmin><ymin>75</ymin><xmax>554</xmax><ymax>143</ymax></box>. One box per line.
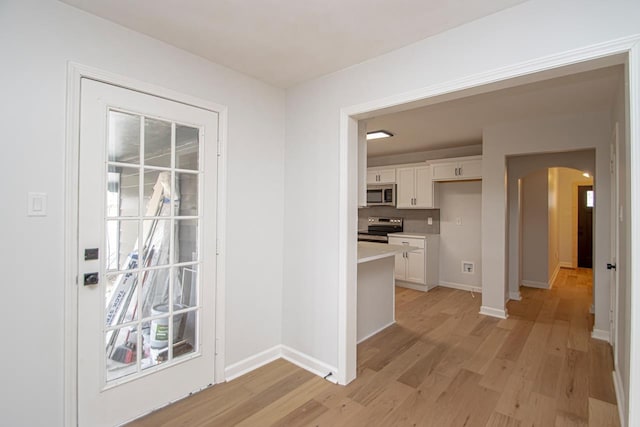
<box><xmin>339</xmin><ymin>44</ymin><xmax>635</xmax><ymax>387</ymax></box>
<box><xmin>578</xmin><ymin>185</ymin><xmax>594</xmax><ymax>268</ymax></box>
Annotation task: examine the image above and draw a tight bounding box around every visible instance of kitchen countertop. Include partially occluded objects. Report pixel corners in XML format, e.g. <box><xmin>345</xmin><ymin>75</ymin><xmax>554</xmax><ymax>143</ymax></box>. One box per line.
<box><xmin>387</xmin><ymin>232</ymin><xmax>440</xmax><ymax>239</ymax></box>
<box><xmin>357</xmin><ymin>241</ymin><xmax>418</xmax><ymax>264</ymax></box>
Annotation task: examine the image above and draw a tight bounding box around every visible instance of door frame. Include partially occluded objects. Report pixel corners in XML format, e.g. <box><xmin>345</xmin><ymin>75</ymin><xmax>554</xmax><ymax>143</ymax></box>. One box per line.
<box><xmin>63</xmin><ymin>63</ymin><xmax>228</xmax><ymax>426</ymax></box>
<box><xmin>339</xmin><ymin>35</ymin><xmax>640</xmax><ymax>425</ymax></box>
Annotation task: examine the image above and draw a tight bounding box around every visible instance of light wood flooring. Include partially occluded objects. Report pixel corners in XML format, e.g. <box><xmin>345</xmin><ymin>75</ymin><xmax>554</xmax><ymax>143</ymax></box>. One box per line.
<box><xmin>129</xmin><ymin>267</ymin><xmax>619</xmax><ymax>427</ymax></box>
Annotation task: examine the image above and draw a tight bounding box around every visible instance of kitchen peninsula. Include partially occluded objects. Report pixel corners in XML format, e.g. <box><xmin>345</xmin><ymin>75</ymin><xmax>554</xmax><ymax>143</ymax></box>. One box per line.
<box><xmin>357</xmin><ymin>241</ymin><xmax>418</xmax><ymax>342</ymax></box>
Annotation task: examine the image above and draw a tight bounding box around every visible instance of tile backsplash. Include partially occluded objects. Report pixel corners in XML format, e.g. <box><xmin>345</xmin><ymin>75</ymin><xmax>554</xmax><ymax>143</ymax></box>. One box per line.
<box><xmin>358</xmin><ymin>206</ymin><xmax>440</xmax><ymax>234</ymax></box>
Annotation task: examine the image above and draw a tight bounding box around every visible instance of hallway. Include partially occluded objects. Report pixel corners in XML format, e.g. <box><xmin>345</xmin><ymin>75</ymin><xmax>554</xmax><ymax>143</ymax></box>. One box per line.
<box><xmin>129</xmin><ymin>268</ymin><xmax>618</xmax><ymax>426</ymax></box>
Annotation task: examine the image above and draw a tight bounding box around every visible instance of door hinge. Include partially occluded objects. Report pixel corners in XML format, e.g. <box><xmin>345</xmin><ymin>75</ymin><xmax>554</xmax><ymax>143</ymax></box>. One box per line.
<box><xmin>607</xmin><ymin>263</ymin><xmax>617</xmax><ymax>270</ymax></box>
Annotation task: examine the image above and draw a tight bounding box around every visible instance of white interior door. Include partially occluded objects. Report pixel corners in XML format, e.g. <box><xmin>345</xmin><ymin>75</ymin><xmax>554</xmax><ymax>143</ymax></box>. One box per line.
<box><xmin>77</xmin><ymin>78</ymin><xmax>218</xmax><ymax>426</ymax></box>
<box><xmin>610</xmin><ymin>123</ymin><xmax>620</xmax><ymax>351</ymax></box>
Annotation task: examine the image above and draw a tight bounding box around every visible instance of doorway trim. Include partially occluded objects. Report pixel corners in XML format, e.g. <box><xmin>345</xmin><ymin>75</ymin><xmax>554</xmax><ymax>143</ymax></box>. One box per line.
<box><xmin>63</xmin><ymin>63</ymin><xmax>228</xmax><ymax>427</ymax></box>
<box><xmin>338</xmin><ymin>34</ymin><xmax>640</xmax><ymax>419</ymax></box>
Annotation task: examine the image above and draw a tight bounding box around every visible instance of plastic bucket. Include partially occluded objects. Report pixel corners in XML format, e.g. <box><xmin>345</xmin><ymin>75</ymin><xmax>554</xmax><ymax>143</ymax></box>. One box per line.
<box><xmin>150</xmin><ymin>304</ymin><xmax>186</xmax><ymax>349</ymax></box>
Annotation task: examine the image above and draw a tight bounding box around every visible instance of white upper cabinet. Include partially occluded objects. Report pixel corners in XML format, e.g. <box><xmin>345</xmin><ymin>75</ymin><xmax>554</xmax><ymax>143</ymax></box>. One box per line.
<box><xmin>396</xmin><ymin>167</ymin><xmax>415</xmax><ymax>208</ymax></box>
<box><xmin>367</xmin><ymin>167</ymin><xmax>396</xmax><ymax>184</ymax></box>
<box><xmin>396</xmin><ymin>165</ymin><xmax>433</xmax><ymax>209</ymax></box>
<box><xmin>431</xmin><ymin>156</ymin><xmax>482</xmax><ymax>181</ymax></box>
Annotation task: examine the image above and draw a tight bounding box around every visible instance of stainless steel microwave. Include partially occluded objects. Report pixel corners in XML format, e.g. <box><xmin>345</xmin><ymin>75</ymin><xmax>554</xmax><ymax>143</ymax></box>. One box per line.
<box><xmin>367</xmin><ymin>185</ymin><xmax>396</xmax><ymax>206</ymax></box>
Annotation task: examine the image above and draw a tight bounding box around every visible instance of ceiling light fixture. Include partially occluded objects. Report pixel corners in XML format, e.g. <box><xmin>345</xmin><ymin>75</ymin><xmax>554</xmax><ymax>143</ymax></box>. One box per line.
<box><xmin>366</xmin><ymin>130</ymin><xmax>394</xmax><ymax>140</ymax></box>
<box><xmin>582</xmin><ymin>172</ymin><xmax>590</xmax><ymax>178</ymax></box>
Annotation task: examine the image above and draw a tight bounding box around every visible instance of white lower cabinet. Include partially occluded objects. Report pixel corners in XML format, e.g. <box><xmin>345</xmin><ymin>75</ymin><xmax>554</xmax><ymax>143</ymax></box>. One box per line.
<box><xmin>388</xmin><ymin>234</ymin><xmax>439</xmax><ymax>291</ymax></box>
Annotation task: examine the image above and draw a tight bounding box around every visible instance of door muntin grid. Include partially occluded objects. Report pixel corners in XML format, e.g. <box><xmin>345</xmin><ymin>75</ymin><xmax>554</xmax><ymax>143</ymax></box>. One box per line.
<box><xmin>104</xmin><ymin>108</ymin><xmax>202</xmax><ymax>385</ymax></box>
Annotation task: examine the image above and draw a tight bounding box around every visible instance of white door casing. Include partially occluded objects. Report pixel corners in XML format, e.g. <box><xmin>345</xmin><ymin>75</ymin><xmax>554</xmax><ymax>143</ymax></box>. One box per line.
<box><xmin>338</xmin><ymin>37</ymin><xmax>640</xmax><ymax>393</ymax></box>
<box><xmin>76</xmin><ymin>77</ymin><xmax>220</xmax><ymax>426</ymax></box>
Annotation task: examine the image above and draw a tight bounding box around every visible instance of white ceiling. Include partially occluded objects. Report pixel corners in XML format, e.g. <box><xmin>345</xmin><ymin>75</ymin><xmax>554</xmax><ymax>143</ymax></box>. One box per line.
<box><xmin>366</xmin><ymin>65</ymin><xmax>623</xmax><ymax>158</ymax></box>
<box><xmin>59</xmin><ymin>0</ymin><xmax>528</xmax><ymax>88</ymax></box>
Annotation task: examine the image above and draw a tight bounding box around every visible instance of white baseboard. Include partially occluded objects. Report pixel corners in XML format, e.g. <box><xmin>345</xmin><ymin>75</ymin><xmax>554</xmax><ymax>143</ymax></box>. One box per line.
<box><xmin>357</xmin><ymin>320</ymin><xmax>395</xmax><ymax>344</ymax></box>
<box><xmin>225</xmin><ymin>345</ymin><xmax>339</xmax><ymax>384</ymax></box>
<box><xmin>591</xmin><ymin>328</ymin><xmax>611</xmax><ymax>342</ymax></box>
<box><xmin>224</xmin><ymin>345</ymin><xmax>282</xmax><ymax>381</ymax></box>
<box><xmin>521</xmin><ymin>280</ymin><xmax>550</xmax><ymax>289</ymax></box>
<box><xmin>438</xmin><ymin>281</ymin><xmax>482</xmax><ymax>293</ymax></box>
<box><xmin>281</xmin><ymin>345</ymin><xmax>338</xmax><ymax>384</ymax></box>
<box><xmin>395</xmin><ymin>281</ymin><xmax>434</xmax><ymax>292</ymax></box>
<box><xmin>549</xmin><ymin>264</ymin><xmax>561</xmax><ymax>289</ymax></box>
<box><xmin>613</xmin><ymin>370</ymin><xmax>626</xmax><ymax>427</ymax></box>
<box><xmin>479</xmin><ymin>306</ymin><xmax>508</xmax><ymax>319</ymax></box>
<box><xmin>508</xmin><ymin>291</ymin><xmax>522</xmax><ymax>301</ymax></box>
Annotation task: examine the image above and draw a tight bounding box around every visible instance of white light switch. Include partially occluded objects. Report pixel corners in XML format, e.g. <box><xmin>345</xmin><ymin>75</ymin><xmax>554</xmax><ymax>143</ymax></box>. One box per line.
<box><xmin>427</xmin><ymin>217</ymin><xmax>433</xmax><ymax>225</ymax></box>
<box><xmin>455</xmin><ymin>217</ymin><xmax>462</xmax><ymax>225</ymax></box>
<box><xmin>28</xmin><ymin>192</ymin><xmax>47</xmax><ymax>216</ymax></box>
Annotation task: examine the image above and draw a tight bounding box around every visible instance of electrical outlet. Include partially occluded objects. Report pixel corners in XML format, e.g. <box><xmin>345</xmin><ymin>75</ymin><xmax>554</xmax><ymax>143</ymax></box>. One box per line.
<box><xmin>462</xmin><ymin>261</ymin><xmax>474</xmax><ymax>274</ymax></box>
<box><xmin>427</xmin><ymin>217</ymin><xmax>433</xmax><ymax>225</ymax></box>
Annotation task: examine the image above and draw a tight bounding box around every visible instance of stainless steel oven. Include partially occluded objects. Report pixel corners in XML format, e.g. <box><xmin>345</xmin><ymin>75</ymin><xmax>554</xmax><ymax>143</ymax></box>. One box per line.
<box><xmin>357</xmin><ymin>216</ymin><xmax>403</xmax><ymax>243</ymax></box>
<box><xmin>367</xmin><ymin>185</ymin><xmax>395</xmax><ymax>207</ymax></box>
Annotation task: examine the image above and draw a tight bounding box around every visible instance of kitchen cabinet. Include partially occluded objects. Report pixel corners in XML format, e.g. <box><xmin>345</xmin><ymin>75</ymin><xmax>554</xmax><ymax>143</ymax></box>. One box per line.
<box><xmin>431</xmin><ymin>156</ymin><xmax>482</xmax><ymax>181</ymax></box>
<box><xmin>388</xmin><ymin>234</ymin><xmax>439</xmax><ymax>291</ymax></box>
<box><xmin>367</xmin><ymin>167</ymin><xmax>396</xmax><ymax>184</ymax></box>
<box><xmin>396</xmin><ymin>165</ymin><xmax>433</xmax><ymax>208</ymax></box>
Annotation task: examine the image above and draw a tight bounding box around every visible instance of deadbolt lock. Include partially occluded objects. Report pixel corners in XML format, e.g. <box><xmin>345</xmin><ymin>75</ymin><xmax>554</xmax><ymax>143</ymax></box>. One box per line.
<box><xmin>84</xmin><ymin>273</ymin><xmax>99</xmax><ymax>286</ymax></box>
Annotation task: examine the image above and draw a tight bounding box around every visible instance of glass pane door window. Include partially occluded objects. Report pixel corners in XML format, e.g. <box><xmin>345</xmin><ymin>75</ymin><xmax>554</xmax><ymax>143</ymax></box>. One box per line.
<box><xmin>104</xmin><ymin>109</ymin><xmax>201</xmax><ymax>383</ymax></box>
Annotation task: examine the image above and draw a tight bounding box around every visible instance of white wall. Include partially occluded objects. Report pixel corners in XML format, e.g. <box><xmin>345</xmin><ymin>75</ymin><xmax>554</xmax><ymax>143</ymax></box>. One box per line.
<box><xmin>521</xmin><ymin>169</ymin><xmax>549</xmax><ymax>286</ymax></box>
<box><xmin>367</xmin><ymin>144</ymin><xmax>482</xmax><ymax>167</ymax></box>
<box><xmin>435</xmin><ymin>181</ymin><xmax>482</xmax><ymax>289</ymax></box>
<box><xmin>283</xmin><ymin>0</ymin><xmax>640</xmax><ymax>375</ymax></box>
<box><xmin>0</xmin><ymin>1</ymin><xmax>285</xmax><ymax>425</ymax></box>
